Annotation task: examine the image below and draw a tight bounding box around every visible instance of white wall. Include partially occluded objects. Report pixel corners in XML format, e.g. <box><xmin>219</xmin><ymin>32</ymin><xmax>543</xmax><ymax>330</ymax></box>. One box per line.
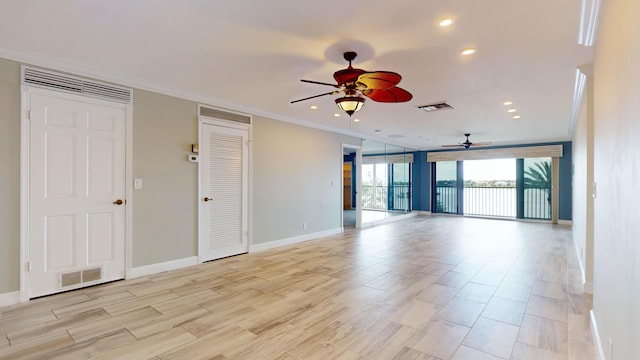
<box><xmin>252</xmin><ymin>116</ymin><xmax>360</xmax><ymax>244</ymax></box>
<box><xmin>132</xmin><ymin>89</ymin><xmax>199</xmax><ymax>267</ymax></box>
<box><xmin>592</xmin><ymin>0</ymin><xmax>640</xmax><ymax>357</ymax></box>
<box><xmin>572</xmin><ymin>68</ymin><xmax>594</xmax><ymax>293</ymax></box>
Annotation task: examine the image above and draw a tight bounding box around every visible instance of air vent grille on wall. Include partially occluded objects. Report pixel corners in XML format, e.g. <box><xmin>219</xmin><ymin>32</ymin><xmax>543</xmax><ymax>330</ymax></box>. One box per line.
<box><xmin>417</xmin><ymin>102</ymin><xmax>453</xmax><ymax>112</ymax></box>
<box><xmin>200</xmin><ymin>106</ymin><xmax>252</xmax><ymax>124</ymax></box>
<box><xmin>23</xmin><ymin>67</ymin><xmax>132</xmax><ymax>103</ymax></box>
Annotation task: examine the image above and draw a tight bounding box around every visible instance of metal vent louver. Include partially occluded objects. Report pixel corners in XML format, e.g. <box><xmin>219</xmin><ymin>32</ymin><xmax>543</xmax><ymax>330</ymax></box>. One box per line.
<box><xmin>200</xmin><ymin>106</ymin><xmax>251</xmax><ymax>124</ymax></box>
<box><xmin>417</xmin><ymin>102</ymin><xmax>453</xmax><ymax>112</ymax></box>
<box><xmin>23</xmin><ymin>67</ymin><xmax>132</xmax><ymax>103</ymax></box>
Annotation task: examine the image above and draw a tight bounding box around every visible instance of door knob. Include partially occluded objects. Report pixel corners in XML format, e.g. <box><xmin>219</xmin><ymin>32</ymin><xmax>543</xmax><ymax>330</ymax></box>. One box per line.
<box><xmin>204</xmin><ymin>197</ymin><xmax>213</xmax><ymax>202</ymax></box>
<box><xmin>113</xmin><ymin>199</ymin><xmax>124</xmax><ymax>205</ymax></box>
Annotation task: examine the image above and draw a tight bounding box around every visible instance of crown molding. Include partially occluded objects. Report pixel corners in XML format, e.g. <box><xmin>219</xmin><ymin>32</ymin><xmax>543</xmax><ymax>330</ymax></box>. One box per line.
<box><xmin>578</xmin><ymin>0</ymin><xmax>602</xmax><ymax>46</ymax></box>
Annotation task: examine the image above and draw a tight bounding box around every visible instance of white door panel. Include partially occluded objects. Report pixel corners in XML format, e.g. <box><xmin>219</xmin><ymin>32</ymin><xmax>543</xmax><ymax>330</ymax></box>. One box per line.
<box><xmin>29</xmin><ymin>92</ymin><xmax>126</xmax><ymax>298</ymax></box>
<box><xmin>200</xmin><ymin>123</ymin><xmax>248</xmax><ymax>262</ymax></box>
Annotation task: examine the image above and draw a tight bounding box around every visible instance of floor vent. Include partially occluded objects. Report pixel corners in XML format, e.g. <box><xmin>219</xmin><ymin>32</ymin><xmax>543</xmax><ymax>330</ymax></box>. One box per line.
<box><xmin>417</xmin><ymin>102</ymin><xmax>453</xmax><ymax>112</ymax></box>
<box><xmin>60</xmin><ymin>267</ymin><xmax>103</xmax><ymax>288</ymax></box>
<box><xmin>23</xmin><ymin>67</ymin><xmax>132</xmax><ymax>103</ymax></box>
<box><xmin>200</xmin><ymin>105</ymin><xmax>251</xmax><ymax>124</ymax></box>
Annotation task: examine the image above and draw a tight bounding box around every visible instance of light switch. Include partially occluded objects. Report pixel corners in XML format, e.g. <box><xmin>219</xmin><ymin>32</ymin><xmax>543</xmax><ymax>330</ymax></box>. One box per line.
<box><xmin>134</xmin><ymin>178</ymin><xmax>143</xmax><ymax>189</ymax></box>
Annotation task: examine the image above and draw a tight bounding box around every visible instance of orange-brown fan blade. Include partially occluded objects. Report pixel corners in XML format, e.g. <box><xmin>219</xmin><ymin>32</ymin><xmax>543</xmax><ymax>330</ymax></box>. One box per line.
<box><xmin>363</xmin><ymin>86</ymin><xmax>413</xmax><ymax>103</ymax></box>
<box><xmin>357</xmin><ymin>71</ymin><xmax>402</xmax><ymax>90</ymax></box>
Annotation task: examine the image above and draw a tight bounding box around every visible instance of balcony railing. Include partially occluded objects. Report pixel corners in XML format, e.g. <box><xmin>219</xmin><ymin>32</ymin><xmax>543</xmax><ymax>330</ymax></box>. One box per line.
<box><xmin>464</xmin><ymin>187</ymin><xmax>516</xmax><ymax>217</ymax></box>
<box><xmin>362</xmin><ymin>185</ymin><xmax>411</xmax><ymax>210</ymax></box>
<box><xmin>435</xmin><ymin>186</ymin><xmax>551</xmax><ymax>219</ymax></box>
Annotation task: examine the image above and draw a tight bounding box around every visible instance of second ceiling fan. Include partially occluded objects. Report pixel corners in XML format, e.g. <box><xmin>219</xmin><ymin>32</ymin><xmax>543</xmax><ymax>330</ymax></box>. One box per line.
<box><xmin>442</xmin><ymin>133</ymin><xmax>491</xmax><ymax>150</ymax></box>
<box><xmin>291</xmin><ymin>51</ymin><xmax>412</xmax><ymax>116</ymax></box>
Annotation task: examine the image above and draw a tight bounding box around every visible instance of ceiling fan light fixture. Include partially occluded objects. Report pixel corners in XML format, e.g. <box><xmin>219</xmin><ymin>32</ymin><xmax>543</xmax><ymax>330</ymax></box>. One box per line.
<box><xmin>335</xmin><ymin>96</ymin><xmax>365</xmax><ymax>116</ymax></box>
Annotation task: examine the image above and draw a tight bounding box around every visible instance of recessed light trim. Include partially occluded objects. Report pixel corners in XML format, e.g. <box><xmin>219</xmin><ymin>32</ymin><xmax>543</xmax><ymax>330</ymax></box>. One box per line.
<box><xmin>513</xmin><ymin>115</ymin><xmax>521</xmax><ymax>119</ymax></box>
<box><xmin>333</xmin><ymin>113</ymin><xmax>340</xmax><ymax>117</ymax></box>
<box><xmin>503</xmin><ymin>101</ymin><xmax>513</xmax><ymax>106</ymax></box>
<box><xmin>507</xmin><ymin>109</ymin><xmax>517</xmax><ymax>113</ymax></box>
<box><xmin>353</xmin><ymin>118</ymin><xmax>360</xmax><ymax>122</ymax></box>
<box><xmin>310</xmin><ymin>105</ymin><xmax>318</xmax><ymax>110</ymax></box>
<box><xmin>439</xmin><ymin>19</ymin><xmax>453</xmax><ymax>27</ymax></box>
<box><xmin>461</xmin><ymin>48</ymin><xmax>476</xmax><ymax>55</ymax></box>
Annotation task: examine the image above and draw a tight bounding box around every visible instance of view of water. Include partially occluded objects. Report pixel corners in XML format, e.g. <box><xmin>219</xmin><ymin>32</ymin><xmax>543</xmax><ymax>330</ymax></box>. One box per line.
<box><xmin>439</xmin><ymin>187</ymin><xmax>551</xmax><ymax>219</ymax></box>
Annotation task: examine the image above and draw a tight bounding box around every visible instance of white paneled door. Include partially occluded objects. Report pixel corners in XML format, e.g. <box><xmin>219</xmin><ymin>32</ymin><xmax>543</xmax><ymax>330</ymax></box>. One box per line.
<box><xmin>200</xmin><ymin>123</ymin><xmax>248</xmax><ymax>262</ymax></box>
<box><xmin>28</xmin><ymin>91</ymin><xmax>126</xmax><ymax>298</ymax></box>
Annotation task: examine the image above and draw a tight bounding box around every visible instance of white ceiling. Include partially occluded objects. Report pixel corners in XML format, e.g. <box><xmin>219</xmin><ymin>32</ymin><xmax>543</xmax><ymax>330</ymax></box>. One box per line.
<box><xmin>0</xmin><ymin>1</ymin><xmax>593</xmax><ymax>150</ymax></box>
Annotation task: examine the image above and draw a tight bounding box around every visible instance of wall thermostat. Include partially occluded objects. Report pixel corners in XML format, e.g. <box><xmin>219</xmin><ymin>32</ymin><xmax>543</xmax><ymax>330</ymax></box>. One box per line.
<box><xmin>187</xmin><ymin>154</ymin><xmax>199</xmax><ymax>163</ymax></box>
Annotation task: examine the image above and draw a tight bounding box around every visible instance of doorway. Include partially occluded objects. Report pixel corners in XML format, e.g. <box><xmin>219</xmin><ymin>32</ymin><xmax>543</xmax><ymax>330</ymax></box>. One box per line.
<box><xmin>342</xmin><ymin>144</ymin><xmax>361</xmax><ymax>229</ymax></box>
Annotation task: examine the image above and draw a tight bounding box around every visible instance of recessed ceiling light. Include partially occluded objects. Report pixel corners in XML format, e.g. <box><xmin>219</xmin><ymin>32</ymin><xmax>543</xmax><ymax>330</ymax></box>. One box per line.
<box><xmin>374</xmin><ymin>129</ymin><xmax>381</xmax><ymax>133</ymax></box>
<box><xmin>503</xmin><ymin>101</ymin><xmax>513</xmax><ymax>106</ymax></box>
<box><xmin>309</xmin><ymin>105</ymin><xmax>318</xmax><ymax>110</ymax></box>
<box><xmin>507</xmin><ymin>109</ymin><xmax>517</xmax><ymax>113</ymax></box>
<box><xmin>439</xmin><ymin>19</ymin><xmax>453</xmax><ymax>27</ymax></box>
<box><xmin>353</xmin><ymin>118</ymin><xmax>360</xmax><ymax>122</ymax></box>
<box><xmin>461</xmin><ymin>48</ymin><xmax>476</xmax><ymax>55</ymax></box>
<box><xmin>513</xmin><ymin>115</ymin><xmax>521</xmax><ymax>119</ymax></box>
<box><xmin>333</xmin><ymin>113</ymin><xmax>340</xmax><ymax>117</ymax></box>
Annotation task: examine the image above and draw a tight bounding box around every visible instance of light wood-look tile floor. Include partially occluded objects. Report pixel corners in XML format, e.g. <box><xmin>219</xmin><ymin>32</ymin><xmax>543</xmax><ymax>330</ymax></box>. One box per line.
<box><xmin>0</xmin><ymin>216</ymin><xmax>598</xmax><ymax>359</ymax></box>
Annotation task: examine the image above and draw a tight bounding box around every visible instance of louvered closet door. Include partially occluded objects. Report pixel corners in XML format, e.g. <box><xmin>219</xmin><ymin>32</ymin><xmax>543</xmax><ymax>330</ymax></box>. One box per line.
<box><xmin>200</xmin><ymin>123</ymin><xmax>248</xmax><ymax>261</ymax></box>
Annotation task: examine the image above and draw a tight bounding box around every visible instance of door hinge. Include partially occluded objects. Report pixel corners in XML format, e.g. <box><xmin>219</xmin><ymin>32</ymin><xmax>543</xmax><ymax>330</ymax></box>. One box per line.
<box><xmin>25</xmin><ymin>262</ymin><xmax>31</xmax><ymax>272</ymax></box>
<box><xmin>26</xmin><ymin>110</ymin><xmax>31</xmax><ymax>120</ymax></box>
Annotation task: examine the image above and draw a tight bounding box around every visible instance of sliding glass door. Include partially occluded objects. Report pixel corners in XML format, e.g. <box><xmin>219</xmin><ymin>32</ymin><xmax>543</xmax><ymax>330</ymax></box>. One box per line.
<box><xmin>432</xmin><ymin>157</ymin><xmax>552</xmax><ymax>220</ymax></box>
<box><xmin>434</xmin><ymin>161</ymin><xmax>459</xmax><ymax>214</ymax></box>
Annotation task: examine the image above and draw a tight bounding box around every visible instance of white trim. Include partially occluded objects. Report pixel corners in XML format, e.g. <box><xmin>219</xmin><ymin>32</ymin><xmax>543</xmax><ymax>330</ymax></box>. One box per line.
<box><xmin>20</xmin><ymin>85</ymin><xmax>31</xmax><ymax>302</ymax></box>
<box><xmin>569</xmin><ymin>69</ymin><xmax>588</xmax><ymax>139</ymax></box>
<box><xmin>590</xmin><ymin>310</ymin><xmax>606</xmax><ymax>360</ymax></box>
<box><xmin>558</xmin><ymin>219</ymin><xmax>573</xmax><ymax>226</ymax></box>
<box><xmin>571</xmin><ymin>230</ymin><xmax>588</xmax><ymax>294</ymax></box>
<box><xmin>342</xmin><ymin>143</ymin><xmax>362</xmax><ymax>229</ymax></box>
<box><xmin>124</xmin><ymin>95</ymin><xmax>134</xmax><ymax>279</ymax></box>
<box><xmin>0</xmin><ymin>291</ymin><xmax>21</xmax><ymax>307</ymax></box>
<box><xmin>250</xmin><ymin>228</ymin><xmax>343</xmax><ymax>252</ymax></box>
<box><xmin>361</xmin><ymin>212</ymin><xmax>418</xmax><ymax>228</ymax></box>
<box><xmin>579</xmin><ymin>0</ymin><xmax>602</xmax><ymax>46</ymax></box>
<box><xmin>129</xmin><ymin>256</ymin><xmax>199</xmax><ymax>279</ymax></box>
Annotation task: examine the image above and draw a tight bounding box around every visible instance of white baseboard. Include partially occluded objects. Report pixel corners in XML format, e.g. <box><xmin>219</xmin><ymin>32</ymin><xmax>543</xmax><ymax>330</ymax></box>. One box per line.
<box><xmin>0</xmin><ymin>291</ymin><xmax>21</xmax><ymax>308</ymax></box>
<box><xmin>584</xmin><ymin>281</ymin><xmax>594</xmax><ymax>295</ymax></box>
<box><xmin>590</xmin><ymin>309</ymin><xmax>606</xmax><ymax>360</ymax></box>
<box><xmin>572</xmin><ymin>234</ymin><xmax>588</xmax><ymax>293</ymax></box>
<box><xmin>251</xmin><ymin>227</ymin><xmax>342</xmax><ymax>252</ymax></box>
<box><xmin>360</xmin><ymin>212</ymin><xmax>418</xmax><ymax>228</ymax></box>
<box><xmin>129</xmin><ymin>256</ymin><xmax>199</xmax><ymax>279</ymax></box>
<box><xmin>558</xmin><ymin>219</ymin><xmax>573</xmax><ymax>226</ymax></box>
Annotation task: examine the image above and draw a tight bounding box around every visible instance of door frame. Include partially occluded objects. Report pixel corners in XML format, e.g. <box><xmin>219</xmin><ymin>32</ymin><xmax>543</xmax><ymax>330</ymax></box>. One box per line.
<box><xmin>197</xmin><ymin>110</ymin><xmax>252</xmax><ymax>262</ymax></box>
<box><xmin>341</xmin><ymin>144</ymin><xmax>362</xmax><ymax>229</ymax></box>
<box><xmin>20</xmin><ymin>85</ymin><xmax>133</xmax><ymax>302</ymax></box>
